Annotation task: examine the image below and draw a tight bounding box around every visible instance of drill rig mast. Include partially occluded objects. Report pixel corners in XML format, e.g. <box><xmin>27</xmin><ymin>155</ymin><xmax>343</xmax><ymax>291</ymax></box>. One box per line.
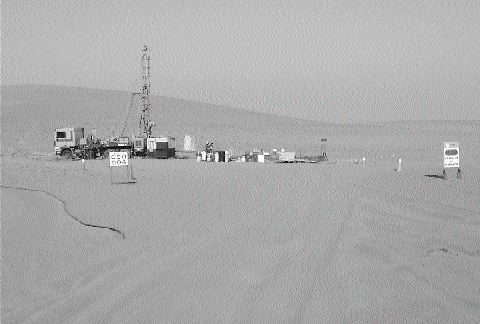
<box><xmin>139</xmin><ymin>45</ymin><xmax>154</xmax><ymax>137</ymax></box>
<box><xmin>121</xmin><ymin>45</ymin><xmax>157</xmax><ymax>156</ymax></box>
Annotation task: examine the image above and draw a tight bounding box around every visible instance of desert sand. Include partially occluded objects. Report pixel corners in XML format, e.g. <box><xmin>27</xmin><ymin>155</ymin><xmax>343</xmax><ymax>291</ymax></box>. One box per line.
<box><xmin>1</xmin><ymin>86</ymin><xmax>480</xmax><ymax>322</ymax></box>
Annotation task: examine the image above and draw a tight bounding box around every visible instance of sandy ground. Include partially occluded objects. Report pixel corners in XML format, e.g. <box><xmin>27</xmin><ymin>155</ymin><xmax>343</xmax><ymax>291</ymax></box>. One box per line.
<box><xmin>2</xmin><ymin>86</ymin><xmax>479</xmax><ymax>322</ymax></box>
<box><xmin>2</xmin><ymin>147</ymin><xmax>479</xmax><ymax>322</ymax></box>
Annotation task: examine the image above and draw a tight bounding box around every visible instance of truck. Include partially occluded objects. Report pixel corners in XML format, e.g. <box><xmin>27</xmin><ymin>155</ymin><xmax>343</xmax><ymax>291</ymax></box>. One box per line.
<box><xmin>54</xmin><ymin>127</ymin><xmax>133</xmax><ymax>159</ymax></box>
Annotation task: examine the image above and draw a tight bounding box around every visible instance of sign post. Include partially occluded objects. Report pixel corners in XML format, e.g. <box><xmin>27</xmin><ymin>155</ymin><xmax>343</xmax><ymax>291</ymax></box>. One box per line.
<box><xmin>443</xmin><ymin>142</ymin><xmax>460</xmax><ymax>179</ymax></box>
<box><xmin>109</xmin><ymin>151</ymin><xmax>136</xmax><ymax>184</ymax></box>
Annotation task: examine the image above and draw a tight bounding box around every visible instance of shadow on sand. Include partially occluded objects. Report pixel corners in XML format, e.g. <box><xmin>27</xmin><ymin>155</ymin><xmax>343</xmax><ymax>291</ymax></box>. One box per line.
<box><xmin>111</xmin><ymin>181</ymin><xmax>137</xmax><ymax>185</ymax></box>
<box><xmin>425</xmin><ymin>174</ymin><xmax>445</xmax><ymax>179</ymax></box>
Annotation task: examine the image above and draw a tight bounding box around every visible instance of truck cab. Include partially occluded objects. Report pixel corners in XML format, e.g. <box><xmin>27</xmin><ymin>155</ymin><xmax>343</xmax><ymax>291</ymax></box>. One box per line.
<box><xmin>54</xmin><ymin>127</ymin><xmax>85</xmax><ymax>158</ymax></box>
<box><xmin>133</xmin><ymin>136</ymin><xmax>147</xmax><ymax>156</ymax></box>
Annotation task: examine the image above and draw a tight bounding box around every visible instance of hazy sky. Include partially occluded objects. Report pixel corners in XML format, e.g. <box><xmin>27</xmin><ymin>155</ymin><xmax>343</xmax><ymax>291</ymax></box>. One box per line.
<box><xmin>3</xmin><ymin>0</ymin><xmax>480</xmax><ymax>122</ymax></box>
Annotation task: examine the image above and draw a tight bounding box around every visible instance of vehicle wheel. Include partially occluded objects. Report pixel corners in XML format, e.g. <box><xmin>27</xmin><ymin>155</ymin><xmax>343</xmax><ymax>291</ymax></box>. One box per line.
<box><xmin>61</xmin><ymin>149</ymin><xmax>73</xmax><ymax>160</ymax></box>
<box><xmin>86</xmin><ymin>149</ymin><xmax>96</xmax><ymax>159</ymax></box>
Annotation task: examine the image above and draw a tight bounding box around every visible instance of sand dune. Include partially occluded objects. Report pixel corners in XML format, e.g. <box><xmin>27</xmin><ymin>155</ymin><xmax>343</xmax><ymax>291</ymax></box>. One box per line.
<box><xmin>3</xmin><ymin>85</ymin><xmax>478</xmax><ymax>160</ymax></box>
<box><xmin>1</xmin><ymin>85</ymin><xmax>480</xmax><ymax>322</ymax></box>
<box><xmin>1</xmin><ymin>85</ymin><xmax>328</xmax><ymax>156</ymax></box>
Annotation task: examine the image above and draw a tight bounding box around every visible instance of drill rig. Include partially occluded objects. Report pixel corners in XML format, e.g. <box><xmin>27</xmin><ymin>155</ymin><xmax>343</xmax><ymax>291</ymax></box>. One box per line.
<box><xmin>54</xmin><ymin>46</ymin><xmax>155</xmax><ymax>160</ymax></box>
<box><xmin>122</xmin><ymin>45</ymin><xmax>155</xmax><ymax>156</ymax></box>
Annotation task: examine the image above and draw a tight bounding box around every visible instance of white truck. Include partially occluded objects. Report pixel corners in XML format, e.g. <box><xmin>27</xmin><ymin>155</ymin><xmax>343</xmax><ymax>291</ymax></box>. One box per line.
<box><xmin>54</xmin><ymin>127</ymin><xmax>132</xmax><ymax>159</ymax></box>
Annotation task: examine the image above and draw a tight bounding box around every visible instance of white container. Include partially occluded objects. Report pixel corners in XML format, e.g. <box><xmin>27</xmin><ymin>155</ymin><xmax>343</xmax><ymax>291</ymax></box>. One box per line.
<box><xmin>196</xmin><ymin>155</ymin><xmax>201</xmax><ymax>162</ymax></box>
<box><xmin>257</xmin><ymin>154</ymin><xmax>265</xmax><ymax>163</ymax></box>
<box><xmin>214</xmin><ymin>152</ymin><xmax>219</xmax><ymax>162</ymax></box>
<box><xmin>278</xmin><ymin>151</ymin><xmax>295</xmax><ymax>162</ymax></box>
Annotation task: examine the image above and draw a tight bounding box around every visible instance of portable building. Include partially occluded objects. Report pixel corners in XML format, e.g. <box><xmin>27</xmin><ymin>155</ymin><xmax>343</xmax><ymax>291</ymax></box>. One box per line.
<box><xmin>147</xmin><ymin>137</ymin><xmax>176</xmax><ymax>158</ymax></box>
<box><xmin>278</xmin><ymin>151</ymin><xmax>295</xmax><ymax>162</ymax></box>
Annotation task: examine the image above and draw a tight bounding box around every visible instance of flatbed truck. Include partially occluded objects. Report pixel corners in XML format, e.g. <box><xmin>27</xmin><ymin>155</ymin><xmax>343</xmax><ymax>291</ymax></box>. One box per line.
<box><xmin>54</xmin><ymin>127</ymin><xmax>132</xmax><ymax>159</ymax></box>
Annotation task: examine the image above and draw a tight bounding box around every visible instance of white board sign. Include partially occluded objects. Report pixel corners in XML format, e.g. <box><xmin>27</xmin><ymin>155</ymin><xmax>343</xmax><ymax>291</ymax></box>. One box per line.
<box><xmin>109</xmin><ymin>152</ymin><xmax>129</xmax><ymax>167</ymax></box>
<box><xmin>444</xmin><ymin>142</ymin><xmax>459</xmax><ymax>168</ymax></box>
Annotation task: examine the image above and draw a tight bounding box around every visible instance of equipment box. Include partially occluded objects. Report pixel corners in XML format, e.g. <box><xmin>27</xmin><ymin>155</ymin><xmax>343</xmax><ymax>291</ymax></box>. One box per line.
<box><xmin>147</xmin><ymin>149</ymin><xmax>168</xmax><ymax>159</ymax></box>
<box><xmin>156</xmin><ymin>141</ymin><xmax>168</xmax><ymax>150</ymax></box>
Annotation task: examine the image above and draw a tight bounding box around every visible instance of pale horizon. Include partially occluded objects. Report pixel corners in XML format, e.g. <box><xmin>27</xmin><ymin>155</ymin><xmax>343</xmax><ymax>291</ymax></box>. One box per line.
<box><xmin>3</xmin><ymin>0</ymin><xmax>480</xmax><ymax>123</ymax></box>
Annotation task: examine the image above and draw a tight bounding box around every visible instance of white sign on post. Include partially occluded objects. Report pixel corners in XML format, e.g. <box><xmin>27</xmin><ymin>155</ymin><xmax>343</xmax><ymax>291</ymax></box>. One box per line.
<box><xmin>109</xmin><ymin>152</ymin><xmax>129</xmax><ymax>167</ymax></box>
<box><xmin>444</xmin><ymin>142</ymin><xmax>459</xmax><ymax>168</ymax></box>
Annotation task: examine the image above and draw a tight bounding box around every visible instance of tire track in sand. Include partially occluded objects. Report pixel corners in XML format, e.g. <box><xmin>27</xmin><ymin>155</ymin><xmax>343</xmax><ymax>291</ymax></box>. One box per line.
<box><xmin>230</xmin><ymin>201</ymin><xmax>355</xmax><ymax>323</ymax></box>
<box><xmin>290</xmin><ymin>202</ymin><xmax>354</xmax><ymax>322</ymax></box>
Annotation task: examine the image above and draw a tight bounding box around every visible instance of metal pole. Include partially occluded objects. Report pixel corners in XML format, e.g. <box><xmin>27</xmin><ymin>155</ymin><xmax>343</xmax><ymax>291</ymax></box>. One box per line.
<box><xmin>129</xmin><ymin>161</ymin><xmax>133</xmax><ymax>182</ymax></box>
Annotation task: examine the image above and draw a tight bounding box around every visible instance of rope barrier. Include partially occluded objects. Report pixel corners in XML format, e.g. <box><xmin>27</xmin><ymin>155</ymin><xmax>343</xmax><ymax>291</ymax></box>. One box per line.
<box><xmin>330</xmin><ymin>154</ymin><xmax>397</xmax><ymax>165</ymax></box>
